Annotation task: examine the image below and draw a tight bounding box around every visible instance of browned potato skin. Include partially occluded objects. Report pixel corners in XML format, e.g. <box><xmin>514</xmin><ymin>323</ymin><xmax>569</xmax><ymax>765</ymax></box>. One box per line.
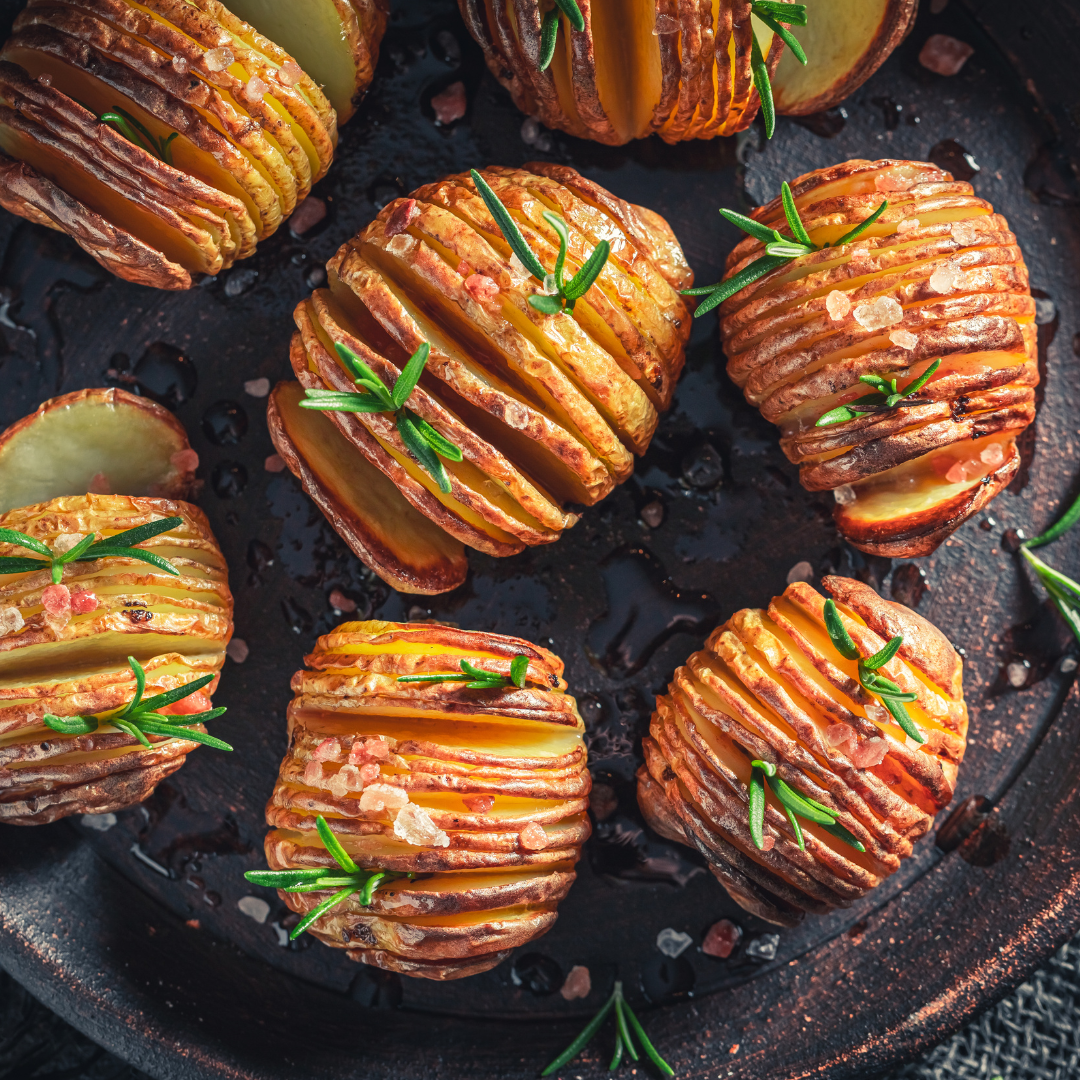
<box><xmin>261</xmin><ymin>621</ymin><xmax>590</xmax><ymax>979</ymax></box>
<box><xmin>638</xmin><ymin>577</ymin><xmax>967</xmax><ymax>926</ymax></box>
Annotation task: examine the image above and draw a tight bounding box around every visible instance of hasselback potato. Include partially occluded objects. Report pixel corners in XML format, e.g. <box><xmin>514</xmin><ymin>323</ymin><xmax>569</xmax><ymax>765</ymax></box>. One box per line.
<box><xmin>716</xmin><ymin>158</ymin><xmax>1036</xmax><ymax>557</ymax></box>
<box><xmin>0</xmin><ymin>0</ymin><xmax>387</xmax><ymax>287</ymax></box>
<box><xmin>0</xmin><ymin>389</ymin><xmax>233</xmax><ymax>825</ymax></box>
<box><xmin>638</xmin><ymin>575</ymin><xmax>967</xmax><ymax>926</ymax></box>
<box><xmin>459</xmin><ymin>0</ymin><xmax>915</xmax><ymax>145</ymax></box>
<box><xmin>255</xmin><ymin>620</ymin><xmax>590</xmax><ymax>980</ymax></box>
<box><xmin>269</xmin><ymin>163</ymin><xmax>692</xmax><ymax>594</ymax></box>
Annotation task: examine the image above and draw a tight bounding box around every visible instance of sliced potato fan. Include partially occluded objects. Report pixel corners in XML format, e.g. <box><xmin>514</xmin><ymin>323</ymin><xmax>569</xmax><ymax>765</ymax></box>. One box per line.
<box><xmin>716</xmin><ymin>158</ymin><xmax>1037</xmax><ymax>557</ymax></box>
<box><xmin>0</xmin><ymin>391</ymin><xmax>232</xmax><ymax>826</ymax></box>
<box><xmin>272</xmin><ymin>164</ymin><xmax>691</xmax><ymax>594</ymax></box>
<box><xmin>256</xmin><ymin>620</ymin><xmax>590</xmax><ymax>980</ymax></box>
<box><xmin>638</xmin><ymin>575</ymin><xmax>967</xmax><ymax>926</ymax></box>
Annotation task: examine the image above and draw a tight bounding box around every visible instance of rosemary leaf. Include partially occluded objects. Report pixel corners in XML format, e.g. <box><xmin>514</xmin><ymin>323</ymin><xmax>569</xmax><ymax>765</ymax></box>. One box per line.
<box><xmin>90</xmin><ymin>517</ymin><xmax>183</xmax><ymax>550</ymax></box>
<box><xmin>620</xmin><ymin>996</ymin><xmax>675</xmax><ymax>1078</ymax></box>
<box><xmin>752</xmin><ymin>6</ymin><xmax>807</xmax><ymax>64</ymax></box>
<box><xmin>539</xmin><ymin>7</ymin><xmax>560</xmax><ymax>71</ymax></box>
<box><xmin>881</xmin><ymin>694</ymin><xmax>925</xmax><ymax>743</ymax></box>
<box><xmin>718</xmin><ymin>207</ymin><xmax>780</xmax><ymax>246</ymax></box>
<box><xmin>397</xmin><ymin>411</ymin><xmax>452</xmax><ymax>493</ymax></box>
<box><xmin>43</xmin><ymin>713</ymin><xmax>97</xmax><ymax>735</ymax></box>
<box><xmin>470</xmin><ymin>169</ymin><xmax>546</xmax><ymax>280</ymax></box>
<box><xmin>819</xmin><ymin>820</ymin><xmax>866</xmax><ymax>853</ymax></box>
<box><xmin>80</xmin><ymin>546</ymin><xmax>180</xmax><ymax>577</ymax></box>
<box><xmin>316</xmin><ymin>814</ymin><xmax>359</xmax><ymax>874</ymax></box>
<box><xmin>541</xmin><ymin>993</ymin><xmax>617</xmax><ymax>1076</ymax></box>
<box><xmin>391</xmin><ymin>343</ymin><xmax>431</xmax><ymax>409</ymax></box>
<box><xmin>748</xmin><ymin>764</ymin><xmax>767</xmax><ymax>849</ymax></box>
<box><xmin>834</xmin><ymin>199</ymin><xmax>888</xmax><ymax>246</ymax></box>
<box><xmin>0</xmin><ymin>528</ymin><xmax>51</xmax><ymax>556</ymax></box>
<box><xmin>0</xmin><ymin>557</ymin><xmax>50</xmax><ymax>575</ymax></box>
<box><xmin>510</xmin><ymin>654</ymin><xmax>528</xmax><ymax>688</ymax></box>
<box><xmin>528</xmin><ymin>293</ymin><xmax>563</xmax><ymax>314</ymax></box>
<box><xmin>614</xmin><ymin>996</ymin><xmax>638</xmax><ymax>1062</ymax></box>
<box><xmin>555</xmin><ymin>0</ymin><xmax>585</xmax><ymax>32</ymax></box>
<box><xmin>135</xmin><ymin>717</ymin><xmax>233</xmax><ymax>752</ymax></box>
<box><xmin>750</xmin><ymin>31</ymin><xmax>776</xmax><ymax>139</ymax></box>
<box><xmin>609</xmin><ymin>1028</ymin><xmax>624</xmax><ymax>1072</ymax></box>
<box><xmin>408</xmin><ymin>412</ymin><xmax>464</xmax><ymax>462</ymax></box>
<box><xmin>289</xmin><ymin>885</ymin><xmax>359</xmax><ymax>941</ymax></box>
<box><xmin>1024</xmin><ymin>487</ymin><xmax>1080</xmax><ymax>550</ymax></box>
<box><xmin>136</xmin><ymin>673</ymin><xmax>216</xmax><ymax>714</ymax></box>
<box><xmin>684</xmin><ymin>253</ymin><xmax>791</xmax><ymax>315</ymax></box>
<box><xmin>781</xmin><ymin>181</ymin><xmax>813</xmax><ymax>246</ymax></box>
<box><xmin>562</xmin><ymin>239</ymin><xmax>611</xmax><ymax>304</ymax></box>
<box><xmin>861</xmin><ymin>635</ymin><xmax>903</xmax><ymax>671</ymax></box>
<box><xmin>822</xmin><ymin>600</ymin><xmax>860</xmax><ymax>660</ymax></box>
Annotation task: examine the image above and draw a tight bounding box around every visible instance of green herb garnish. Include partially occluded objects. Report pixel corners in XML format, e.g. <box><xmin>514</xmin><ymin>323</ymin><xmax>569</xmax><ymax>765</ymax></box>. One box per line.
<box><xmin>397</xmin><ymin>654</ymin><xmax>529</xmax><ymax>690</ymax></box>
<box><xmin>822</xmin><ymin>598</ymin><xmax>924</xmax><ymax>743</ymax></box>
<box><xmin>815</xmin><ymin>359</ymin><xmax>941</xmax><ymax>428</ymax></box>
<box><xmin>538</xmin><ymin>0</ymin><xmax>585</xmax><ymax>71</ymax></box>
<box><xmin>300</xmin><ymin>341</ymin><xmax>463</xmax><ymax>495</ymax></box>
<box><xmin>100</xmin><ymin>107</ymin><xmax>179</xmax><ymax>166</ymax></box>
<box><xmin>748</xmin><ymin>3</ymin><xmax>808</xmax><ymax>139</ymax></box>
<box><xmin>684</xmin><ymin>180</ymin><xmax>887</xmax><ymax>316</ymax></box>
<box><xmin>1020</xmin><ymin>487</ymin><xmax>1080</xmax><ymax>647</ymax></box>
<box><xmin>747</xmin><ymin>759</ymin><xmax>865</xmax><ymax>853</ymax></box>
<box><xmin>43</xmin><ymin>654</ymin><xmax>230</xmax><ymax>750</ymax></box>
<box><xmin>0</xmin><ymin>516</ymin><xmax>183</xmax><ymax>584</ymax></box>
<box><xmin>541</xmin><ymin>979</ymin><xmax>673</xmax><ymax>1077</ymax></box>
<box><xmin>469</xmin><ymin>169</ymin><xmax>610</xmax><ymax>315</ymax></box>
<box><xmin>245</xmin><ymin>815</ymin><xmax>409</xmax><ymax>940</ymax></box>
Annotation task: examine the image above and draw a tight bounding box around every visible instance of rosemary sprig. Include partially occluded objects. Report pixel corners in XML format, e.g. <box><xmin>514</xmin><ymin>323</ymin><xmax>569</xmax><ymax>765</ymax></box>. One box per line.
<box><xmin>43</xmin><ymin>654</ymin><xmax>230</xmax><ymax>751</ymax></box>
<box><xmin>100</xmin><ymin>106</ymin><xmax>179</xmax><ymax>166</ymax></box>
<box><xmin>300</xmin><ymin>341</ymin><xmax>463</xmax><ymax>495</ymax></box>
<box><xmin>1020</xmin><ymin>487</ymin><xmax>1080</xmax><ymax>647</ymax></box>
<box><xmin>244</xmin><ymin>815</ymin><xmax>410</xmax><ymax>940</ymax></box>
<box><xmin>815</xmin><ymin>359</ymin><xmax>941</xmax><ymax>428</ymax></box>
<box><xmin>747</xmin><ymin>759</ymin><xmax>865</xmax><ymax>853</ymax></box>
<box><xmin>469</xmin><ymin>169</ymin><xmax>610</xmax><ymax>315</ymax></box>
<box><xmin>541</xmin><ymin>979</ymin><xmax>673</xmax><ymax>1077</ymax></box>
<box><xmin>749</xmin><ymin>2</ymin><xmax>808</xmax><ymax>139</ymax></box>
<box><xmin>539</xmin><ymin>0</ymin><xmax>585</xmax><ymax>71</ymax></box>
<box><xmin>0</xmin><ymin>516</ymin><xmax>183</xmax><ymax>583</ymax></box>
<box><xmin>822</xmin><ymin>599</ymin><xmax>925</xmax><ymax>744</ymax></box>
<box><xmin>397</xmin><ymin>654</ymin><xmax>529</xmax><ymax>690</ymax></box>
<box><xmin>684</xmin><ymin>180</ymin><xmax>887</xmax><ymax>316</ymax></box>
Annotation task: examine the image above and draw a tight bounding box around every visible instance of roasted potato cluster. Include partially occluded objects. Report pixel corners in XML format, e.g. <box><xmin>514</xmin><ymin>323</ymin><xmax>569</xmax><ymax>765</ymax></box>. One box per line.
<box><xmin>0</xmin><ymin>390</ymin><xmax>233</xmax><ymax>825</ymax></box>
<box><xmin>719</xmin><ymin>158</ymin><xmax>1037</xmax><ymax>557</ymax></box>
<box><xmin>459</xmin><ymin>0</ymin><xmax>915</xmax><ymax>145</ymax></box>
<box><xmin>638</xmin><ymin>576</ymin><xmax>967</xmax><ymax>926</ymax></box>
<box><xmin>270</xmin><ymin>164</ymin><xmax>692</xmax><ymax>594</ymax></box>
<box><xmin>261</xmin><ymin>621</ymin><xmax>590</xmax><ymax>980</ymax></box>
<box><xmin>0</xmin><ymin>0</ymin><xmax>387</xmax><ymax>288</ymax></box>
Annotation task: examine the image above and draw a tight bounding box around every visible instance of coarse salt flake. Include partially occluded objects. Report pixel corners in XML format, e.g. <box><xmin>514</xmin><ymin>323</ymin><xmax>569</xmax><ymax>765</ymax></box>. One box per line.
<box><xmin>313</xmin><ymin>737</ymin><xmax>341</xmax><ymax>762</ymax></box>
<box><xmin>431</xmin><ymin>81</ymin><xmax>467</xmax><ymax>124</ymax></box>
<box><xmin>70</xmin><ymin>588</ymin><xmax>99</xmax><ymax>615</ymax></box>
<box><xmin>42</xmin><ymin>583</ymin><xmax>71</xmax><ymax>616</ymax></box>
<box><xmin>244</xmin><ymin>377</ymin><xmax>270</xmax><ymax>398</ymax></box>
<box><xmin>852</xmin><ymin>737</ymin><xmax>889</xmax><ymax>769</ymax></box>
<box><xmin>786</xmin><ymin>560</ymin><xmax>814</xmax><ymax>585</ymax></box>
<box><xmin>464</xmin><ymin>273</ymin><xmax>500</xmax><ymax>304</ymax></box>
<box><xmin>349</xmin><ymin>737</ymin><xmax>390</xmax><ymax>764</ymax></box>
<box><xmin>0</xmin><ymin>606</ymin><xmax>24</xmax><ymax>635</ymax></box>
<box><xmin>896</xmin><ymin>218</ymin><xmax>920</xmax><ymax>234</ymax></box>
<box><xmin>303</xmin><ymin>759</ymin><xmax>324</xmax><ymax>786</ymax></box>
<box><xmin>833</xmin><ymin>484</ymin><xmax>857</xmax><ymax>506</ymax></box>
<box><xmin>853</xmin><ymin>296</ymin><xmax>903</xmax><ymax>331</ymax></box>
<box><xmin>160</xmin><ymin>690</ymin><xmax>211</xmax><ymax>717</ymax></box>
<box><xmin>950</xmin><ymin>220</ymin><xmax>979</xmax><ymax>246</ymax></box>
<box><xmin>890</xmin><ymin>329</ymin><xmax>919</xmax><ymax>350</ymax></box>
<box><xmin>919</xmin><ymin>34</ymin><xmax>974</xmax><ymax>77</ymax></box>
<box><xmin>328</xmin><ymin>588</ymin><xmax>356</xmax><ymax>613</ymax></box>
<box><xmin>171</xmin><ymin>55</ymin><xmax>190</xmax><ymax>74</ymax></box>
<box><xmin>702</xmin><ymin>919</ymin><xmax>742</xmax><ymax>959</ymax></box>
<box><xmin>1007</xmin><ymin>661</ymin><xmax>1029</xmax><ymax>688</ymax></box>
<box><xmin>825</xmin><ymin>290</ymin><xmax>851</xmax><ymax>321</ymax></box>
<box><xmin>289</xmin><ymin>197</ymin><xmax>327</xmax><ymax>236</ymax></box>
<box><xmin>463</xmin><ymin>794</ymin><xmax>495</xmax><ymax>814</ymax></box>
<box><xmin>359</xmin><ymin>763</ymin><xmax>380</xmax><ymax>784</ymax></box>
<box><xmin>359</xmin><ymin>783</ymin><xmax>409</xmax><ymax>813</ymax></box>
<box><xmin>945</xmin><ymin>459</ymin><xmax>978</xmax><ymax>484</ymax></box>
<box><xmin>654</xmin><ymin>13</ymin><xmax>679</xmax><ymax>34</ymax></box>
<box><xmin>394</xmin><ymin>802</ymin><xmax>449</xmax><ymax>847</ymax></box>
<box><xmin>455</xmin><ymin>258</ymin><xmax>472</xmax><ymax>278</ymax></box>
<box><xmin>264</xmin><ymin>453</ymin><xmax>286</xmax><ymax>473</ymax></box>
<box><xmin>36</xmin><ymin>72</ymin><xmax>52</xmax><ymax>87</ymax></box>
<box><xmin>81</xmin><ymin>811</ymin><xmax>117</xmax><ymax>831</ymax></box>
<box><xmin>656</xmin><ymin>927</ymin><xmax>693</xmax><ymax>958</ymax></box>
<box><xmin>277</xmin><ymin>60</ymin><xmax>302</xmax><ymax>87</ymax></box>
<box><xmin>929</xmin><ymin>262</ymin><xmax>964</xmax><ymax>294</ymax></box>
<box><xmin>243</xmin><ymin>74</ymin><xmax>268</xmax><ymax>104</ymax></box>
<box><xmin>980</xmin><ymin>443</ymin><xmax>1005</xmax><ymax>467</ymax></box>
<box><xmin>761</xmin><ymin>835</ymin><xmax>775</xmax><ymax>851</ymax></box>
<box><xmin>52</xmin><ymin>532</ymin><xmax>85</xmax><ymax>554</ymax></box>
<box><xmin>826</xmin><ymin>723</ymin><xmax>857</xmax><ymax>754</ymax></box>
<box><xmin>329</xmin><ymin>764</ymin><xmax>364</xmax><ymax>797</ymax></box>
<box><xmin>560</xmin><ymin>965</ymin><xmax>591</xmax><ymax>1000</ymax></box>
<box><xmin>848</xmin><ymin>242</ymin><xmax>872</xmax><ymax>262</ymax></box>
<box><xmin>171</xmin><ymin>448</ymin><xmax>199</xmax><ymax>472</ymax></box>
<box><xmin>226</xmin><ymin>638</ymin><xmax>249</xmax><ymax>663</ymax></box>
<box><xmin>204</xmin><ymin>47</ymin><xmax>234</xmax><ymax>72</ymax></box>
<box><xmin>238</xmin><ymin>896</ymin><xmax>270</xmax><ymax>924</ymax></box>
<box><xmin>519</xmin><ymin>822</ymin><xmax>549</xmax><ymax>850</ymax></box>
<box><xmin>874</xmin><ymin>174</ymin><xmax>915</xmax><ymax>193</ymax></box>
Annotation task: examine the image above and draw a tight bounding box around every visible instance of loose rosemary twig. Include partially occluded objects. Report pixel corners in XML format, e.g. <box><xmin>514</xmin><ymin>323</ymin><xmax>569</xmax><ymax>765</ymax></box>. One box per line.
<box><xmin>1019</xmin><ymin>487</ymin><xmax>1080</xmax><ymax>647</ymax></box>
<box><xmin>749</xmin><ymin>2</ymin><xmax>808</xmax><ymax>139</ymax></box>
<box><xmin>684</xmin><ymin>180</ymin><xmax>887</xmax><ymax>316</ymax></box>
<box><xmin>0</xmin><ymin>516</ymin><xmax>183</xmax><ymax>583</ymax></box>
<box><xmin>397</xmin><ymin>653</ymin><xmax>529</xmax><ymax>690</ymax></box>
<box><xmin>815</xmin><ymin>359</ymin><xmax>941</xmax><ymax>427</ymax></box>
<box><xmin>245</xmin><ymin>816</ymin><xmax>409</xmax><ymax>940</ymax></box>
<box><xmin>539</xmin><ymin>0</ymin><xmax>585</xmax><ymax>71</ymax></box>
<box><xmin>541</xmin><ymin>980</ymin><xmax>674</xmax><ymax>1077</ymax></box>
<box><xmin>100</xmin><ymin>106</ymin><xmax>180</xmax><ymax>166</ymax></box>
<box><xmin>300</xmin><ymin>341</ymin><xmax>463</xmax><ymax>494</ymax></box>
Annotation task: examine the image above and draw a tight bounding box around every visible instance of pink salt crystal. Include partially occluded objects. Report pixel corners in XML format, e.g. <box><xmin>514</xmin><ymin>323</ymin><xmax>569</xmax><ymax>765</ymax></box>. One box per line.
<box><xmin>328</xmin><ymin>588</ymin><xmax>356</xmax><ymax>613</ymax></box>
<box><xmin>919</xmin><ymin>34</ymin><xmax>974</xmax><ymax>77</ymax></box>
<box><xmin>929</xmin><ymin>262</ymin><xmax>964</xmax><ymax>294</ymax></box>
<box><xmin>244</xmin><ymin>377</ymin><xmax>270</xmax><ymax>398</ymax></box>
<box><xmin>0</xmin><ymin>606</ymin><xmax>24</xmax><ymax>635</ymax></box>
<box><xmin>288</xmin><ymin>196</ymin><xmax>326</xmax><ymax>236</ymax></box>
<box><xmin>69</xmin><ymin>588</ymin><xmax>99</xmax><ymax>615</ymax></box>
<box><xmin>313</xmin><ymin>737</ymin><xmax>341</xmax><ymax>762</ymax></box>
<box><xmin>560</xmin><ymin>965</ymin><xmax>592</xmax><ymax>1001</ymax></box>
<box><xmin>702</xmin><ymin>919</ymin><xmax>742</xmax><ymax>959</ymax></box>
<box><xmin>464</xmin><ymin>273</ymin><xmax>500</xmax><ymax>304</ymax></box>
<box><xmin>204</xmin><ymin>46</ymin><xmax>234</xmax><ymax>72</ymax></box>
<box><xmin>848</xmin><ymin>242</ymin><xmax>872</xmax><ymax>262</ymax></box>
<box><xmin>277</xmin><ymin>60</ymin><xmax>303</xmax><ymax>87</ymax></box>
<box><xmin>825</xmin><ymin>290</ymin><xmax>851</xmax><ymax>321</ymax></box>
<box><xmin>853</xmin><ymin>296</ymin><xmax>903</xmax><ymax>331</ymax></box>
<box><xmin>171</xmin><ymin>448</ymin><xmax>199</xmax><ymax>472</ymax></box>
<box><xmin>431</xmin><ymin>81</ymin><xmax>467</xmax><ymax>124</ymax></box>
<box><xmin>520</xmin><ymin>822</ymin><xmax>549</xmax><ymax>850</ymax></box>
<box><xmin>874</xmin><ymin>174</ymin><xmax>915</xmax><ymax>193</ymax></box>
<box><xmin>456</xmin><ymin>259</ymin><xmax>472</xmax><ymax>278</ymax></box>
<box><xmin>359</xmin><ymin>782</ymin><xmax>409</xmax><ymax>812</ymax></box>
<box><xmin>852</xmin><ymin>737</ymin><xmax>889</xmax><ymax>769</ymax></box>
<box><xmin>42</xmin><ymin>583</ymin><xmax>71</xmax><ymax>617</ymax></box>
<box><xmin>264</xmin><ymin>453</ymin><xmax>286</xmax><ymax>473</ymax></box>
<box><xmin>329</xmin><ymin>764</ymin><xmax>364</xmax><ymax>797</ymax></box>
<box><xmin>226</xmin><ymin>637</ymin><xmax>249</xmax><ymax>663</ymax></box>
<box><xmin>761</xmin><ymin>835</ymin><xmax>775</xmax><ymax>851</ymax></box>
<box><xmin>826</xmin><ymin>723</ymin><xmax>857</xmax><ymax>755</ymax></box>
<box><xmin>359</xmin><ymin>762</ymin><xmax>381</xmax><ymax>784</ymax></box>
<box><xmin>896</xmin><ymin>218</ymin><xmax>920</xmax><ymax>234</ymax></box>
<box><xmin>980</xmin><ymin>442</ymin><xmax>1005</xmax><ymax>467</ymax></box>
<box><xmin>950</xmin><ymin>220</ymin><xmax>979</xmax><ymax>246</ymax></box>
<box><xmin>171</xmin><ymin>55</ymin><xmax>190</xmax><ymax>75</ymax></box>
<box><xmin>890</xmin><ymin>329</ymin><xmax>919</xmax><ymax>350</ymax></box>
<box><xmin>88</xmin><ymin>471</ymin><xmax>111</xmax><ymax>494</ymax></box>
<box><xmin>945</xmin><ymin>459</ymin><xmax>971</xmax><ymax>484</ymax></box>
<box><xmin>384</xmin><ymin>198</ymin><xmax>418</xmax><ymax>238</ymax></box>
<box><xmin>243</xmin><ymin>74</ymin><xmax>268</xmax><ymax>104</ymax></box>
<box><xmin>393</xmin><ymin>802</ymin><xmax>450</xmax><ymax>847</ymax></box>
<box><xmin>303</xmin><ymin>759</ymin><xmax>324</xmax><ymax>786</ymax></box>
<box><xmin>36</xmin><ymin>72</ymin><xmax>52</xmax><ymax>87</ymax></box>
<box><xmin>463</xmin><ymin>794</ymin><xmax>495</xmax><ymax>814</ymax></box>
<box><xmin>350</xmin><ymin>737</ymin><xmax>390</xmax><ymax>764</ymax></box>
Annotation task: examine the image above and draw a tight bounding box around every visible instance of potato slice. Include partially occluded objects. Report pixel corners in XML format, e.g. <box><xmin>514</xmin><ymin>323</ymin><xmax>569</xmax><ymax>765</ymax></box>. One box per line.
<box><xmin>639</xmin><ymin>577</ymin><xmax>966</xmax><ymax>925</ymax></box>
<box><xmin>260</xmin><ymin>621</ymin><xmax>589</xmax><ymax>979</ymax></box>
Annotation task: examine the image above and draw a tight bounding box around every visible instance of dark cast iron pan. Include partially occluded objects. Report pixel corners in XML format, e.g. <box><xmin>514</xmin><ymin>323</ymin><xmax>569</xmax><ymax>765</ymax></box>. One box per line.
<box><xmin>0</xmin><ymin>0</ymin><xmax>1079</xmax><ymax>1076</ymax></box>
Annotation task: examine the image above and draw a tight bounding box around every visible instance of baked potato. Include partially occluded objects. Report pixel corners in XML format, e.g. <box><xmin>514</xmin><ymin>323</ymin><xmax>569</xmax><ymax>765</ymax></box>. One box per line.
<box><xmin>0</xmin><ymin>389</ymin><xmax>233</xmax><ymax>825</ymax></box>
<box><xmin>0</xmin><ymin>0</ymin><xmax>385</xmax><ymax>287</ymax></box>
<box><xmin>638</xmin><ymin>575</ymin><xmax>967</xmax><ymax>926</ymax></box>
<box><xmin>271</xmin><ymin>163</ymin><xmax>692</xmax><ymax>593</ymax></box>
<box><xmin>253</xmin><ymin>620</ymin><xmax>590</xmax><ymax>980</ymax></box>
<box><xmin>458</xmin><ymin>0</ymin><xmax>915</xmax><ymax>145</ymax></box>
<box><xmin>715</xmin><ymin>158</ymin><xmax>1036</xmax><ymax>557</ymax></box>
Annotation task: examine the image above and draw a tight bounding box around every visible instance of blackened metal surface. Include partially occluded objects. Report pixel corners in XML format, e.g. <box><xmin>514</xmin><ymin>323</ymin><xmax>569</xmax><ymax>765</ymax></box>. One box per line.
<box><xmin>0</xmin><ymin>0</ymin><xmax>1079</xmax><ymax>1077</ymax></box>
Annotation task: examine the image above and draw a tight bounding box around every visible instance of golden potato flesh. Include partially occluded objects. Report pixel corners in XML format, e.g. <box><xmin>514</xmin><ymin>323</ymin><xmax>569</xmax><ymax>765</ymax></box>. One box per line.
<box><xmin>278</xmin><ymin>164</ymin><xmax>691</xmax><ymax>593</ymax></box>
<box><xmin>262</xmin><ymin>620</ymin><xmax>590</xmax><ymax>979</ymax></box>
<box><xmin>718</xmin><ymin>158</ymin><xmax>1037</xmax><ymax>557</ymax></box>
<box><xmin>639</xmin><ymin>575</ymin><xmax>967</xmax><ymax>926</ymax></box>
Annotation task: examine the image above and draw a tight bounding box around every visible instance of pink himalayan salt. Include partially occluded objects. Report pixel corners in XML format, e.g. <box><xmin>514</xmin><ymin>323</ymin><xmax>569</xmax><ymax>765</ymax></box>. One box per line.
<box><xmin>88</xmin><ymin>471</ymin><xmax>111</xmax><ymax>494</ymax></box>
<box><xmin>329</xmin><ymin>588</ymin><xmax>356</xmax><ymax>613</ymax></box>
<box><xmin>384</xmin><ymin>198</ymin><xmax>418</xmax><ymax>238</ymax></box>
<box><xmin>313</xmin><ymin>737</ymin><xmax>341</xmax><ymax>762</ymax></box>
<box><xmin>833</xmin><ymin>484</ymin><xmax>857</xmax><ymax>507</ymax></box>
<box><xmin>919</xmin><ymin>34</ymin><xmax>974</xmax><ymax>77</ymax></box>
<box><xmin>359</xmin><ymin>762</ymin><xmax>381</xmax><ymax>784</ymax></box>
<box><xmin>465</xmin><ymin>273</ymin><xmax>501</xmax><ymax>304</ymax></box>
<box><xmin>204</xmin><ymin>46</ymin><xmax>234</xmax><ymax>72</ymax></box>
<box><xmin>70</xmin><ymin>587</ymin><xmax>99</xmax><ymax>615</ymax></box>
<box><xmin>653</xmin><ymin>13</ymin><xmax>680</xmax><ymax>35</ymax></box>
<box><xmin>0</xmin><ymin>606</ymin><xmax>24</xmax><ymax>635</ymax></box>
<box><xmin>456</xmin><ymin>258</ymin><xmax>472</xmax><ymax>278</ymax></box>
<box><xmin>245</xmin><ymin>377</ymin><xmax>270</xmax><ymax>398</ymax></box>
<box><xmin>761</xmin><ymin>835</ymin><xmax>775</xmax><ymax>851</ymax></box>
<box><xmin>349</xmin><ymin>737</ymin><xmax>390</xmax><ymax>764</ymax></box>
<box><xmin>825</xmin><ymin>290</ymin><xmax>851</xmax><ymax>321</ymax></box>
<box><xmin>42</xmin><ymin>583</ymin><xmax>71</xmax><ymax>617</ymax></box>
<box><xmin>303</xmin><ymin>759</ymin><xmax>324</xmax><ymax>786</ymax></box>
<box><xmin>702</xmin><ymin>919</ymin><xmax>742</xmax><ymax>959</ymax></box>
<box><xmin>394</xmin><ymin>802</ymin><xmax>450</xmax><ymax>847</ymax></box>
<box><xmin>37</xmin><ymin>72</ymin><xmax>53</xmax><ymax>87</ymax></box>
<box><xmin>929</xmin><ymin>262</ymin><xmax>964</xmax><ymax>294</ymax></box>
<box><xmin>277</xmin><ymin>60</ymin><xmax>303</xmax><ymax>87</ymax></box>
<box><xmin>171</xmin><ymin>448</ymin><xmax>199</xmax><ymax>472</ymax></box>
<box><xmin>52</xmin><ymin>532</ymin><xmax>85</xmax><ymax>554</ymax></box>
<box><xmin>171</xmin><ymin>55</ymin><xmax>190</xmax><ymax>75</ymax></box>
<box><xmin>852</xmin><ymin>737</ymin><xmax>889</xmax><ymax>769</ymax></box>
<box><xmin>431</xmin><ymin>81</ymin><xmax>467</xmax><ymax>124</ymax></box>
<box><xmin>875</xmin><ymin>174</ymin><xmax>915</xmax><ymax>193</ymax></box>
<box><xmin>826</xmin><ymin>723</ymin><xmax>857</xmax><ymax>755</ymax></box>
<box><xmin>359</xmin><ymin>782</ymin><xmax>409</xmax><ymax>813</ymax></box>
<box><xmin>329</xmin><ymin>764</ymin><xmax>364</xmax><ymax>798</ymax></box>
<box><xmin>980</xmin><ymin>442</ymin><xmax>1005</xmax><ymax>467</ymax></box>
<box><xmin>560</xmin><ymin>965</ymin><xmax>592</xmax><ymax>1000</ymax></box>
<box><xmin>226</xmin><ymin>637</ymin><xmax>249</xmax><ymax>663</ymax></box>
<box><xmin>890</xmin><ymin>329</ymin><xmax>919</xmax><ymax>350</ymax></box>
<box><xmin>520</xmin><ymin>822</ymin><xmax>549</xmax><ymax>850</ymax></box>
<box><xmin>289</xmin><ymin>196</ymin><xmax>326</xmax><ymax>236</ymax></box>
<box><xmin>853</xmin><ymin>296</ymin><xmax>903</xmax><ymax>331</ymax></box>
<box><xmin>243</xmin><ymin>74</ymin><xmax>268</xmax><ymax>105</ymax></box>
<box><xmin>264</xmin><ymin>453</ymin><xmax>286</xmax><ymax>473</ymax></box>
<box><xmin>945</xmin><ymin>458</ymin><xmax>980</xmax><ymax>484</ymax></box>
<box><xmin>951</xmin><ymin>220</ymin><xmax>979</xmax><ymax>246</ymax></box>
<box><xmin>896</xmin><ymin>218</ymin><xmax>920</xmax><ymax>234</ymax></box>
<box><xmin>848</xmin><ymin>242</ymin><xmax>872</xmax><ymax>262</ymax></box>
<box><xmin>463</xmin><ymin>794</ymin><xmax>495</xmax><ymax>814</ymax></box>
